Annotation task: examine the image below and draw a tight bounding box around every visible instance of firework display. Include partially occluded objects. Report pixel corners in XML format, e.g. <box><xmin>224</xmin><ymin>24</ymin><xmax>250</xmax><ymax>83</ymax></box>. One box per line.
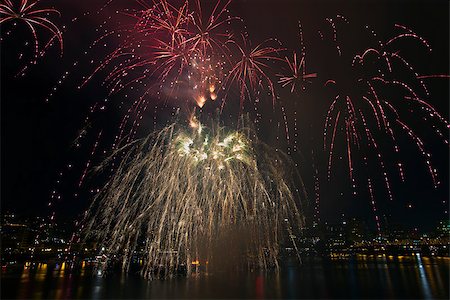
<box><xmin>1</xmin><ymin>0</ymin><xmax>448</xmax><ymax>280</ymax></box>
<box><xmin>45</xmin><ymin>0</ymin><xmax>447</xmax><ymax>259</ymax></box>
<box><xmin>82</xmin><ymin>118</ymin><xmax>304</xmax><ymax>278</ymax></box>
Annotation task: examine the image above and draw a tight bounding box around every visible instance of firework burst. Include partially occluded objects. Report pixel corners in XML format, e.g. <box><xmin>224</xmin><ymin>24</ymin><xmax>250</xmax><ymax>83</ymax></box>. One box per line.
<box><xmin>278</xmin><ymin>51</ymin><xmax>317</xmax><ymax>93</ymax></box>
<box><xmin>82</xmin><ymin>118</ymin><xmax>304</xmax><ymax>278</ymax></box>
<box><xmin>0</xmin><ymin>0</ymin><xmax>63</xmax><ymax>64</ymax></box>
<box><xmin>319</xmin><ymin>19</ymin><xmax>449</xmax><ymax>231</ymax></box>
<box><xmin>83</xmin><ymin>0</ymin><xmax>286</xmax><ymax>112</ymax></box>
<box><xmin>324</xmin><ymin>22</ymin><xmax>448</xmax><ymax>186</ymax></box>
<box><xmin>225</xmin><ymin>37</ymin><xmax>285</xmax><ymax>108</ymax></box>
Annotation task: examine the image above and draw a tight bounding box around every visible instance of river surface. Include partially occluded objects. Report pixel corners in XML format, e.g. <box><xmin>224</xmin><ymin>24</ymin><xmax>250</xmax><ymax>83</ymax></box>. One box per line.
<box><xmin>1</xmin><ymin>255</ymin><xmax>449</xmax><ymax>299</ymax></box>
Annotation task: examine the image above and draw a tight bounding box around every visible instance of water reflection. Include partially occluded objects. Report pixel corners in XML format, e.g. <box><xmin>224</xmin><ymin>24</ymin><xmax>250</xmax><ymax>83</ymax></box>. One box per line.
<box><xmin>254</xmin><ymin>274</ymin><xmax>264</xmax><ymax>298</ymax></box>
<box><xmin>416</xmin><ymin>253</ymin><xmax>432</xmax><ymax>299</ymax></box>
<box><xmin>374</xmin><ymin>254</ymin><xmax>394</xmax><ymax>298</ymax></box>
<box><xmin>2</xmin><ymin>255</ymin><xmax>449</xmax><ymax>299</ymax></box>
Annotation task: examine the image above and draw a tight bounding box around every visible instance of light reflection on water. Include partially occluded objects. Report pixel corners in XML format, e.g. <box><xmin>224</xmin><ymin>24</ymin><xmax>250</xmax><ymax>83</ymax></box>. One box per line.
<box><xmin>2</xmin><ymin>255</ymin><xmax>449</xmax><ymax>299</ymax></box>
<box><xmin>416</xmin><ymin>253</ymin><xmax>432</xmax><ymax>299</ymax></box>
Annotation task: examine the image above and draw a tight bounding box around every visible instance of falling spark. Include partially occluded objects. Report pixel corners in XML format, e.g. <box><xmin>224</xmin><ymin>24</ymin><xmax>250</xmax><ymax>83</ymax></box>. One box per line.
<box><xmin>83</xmin><ymin>120</ymin><xmax>305</xmax><ymax>278</ymax></box>
<box><xmin>0</xmin><ymin>0</ymin><xmax>63</xmax><ymax>68</ymax></box>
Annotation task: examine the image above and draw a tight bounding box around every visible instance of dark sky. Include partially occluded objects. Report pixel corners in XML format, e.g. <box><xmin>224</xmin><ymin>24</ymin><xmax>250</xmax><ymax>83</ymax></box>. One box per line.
<box><xmin>1</xmin><ymin>0</ymin><xmax>449</xmax><ymax>231</ymax></box>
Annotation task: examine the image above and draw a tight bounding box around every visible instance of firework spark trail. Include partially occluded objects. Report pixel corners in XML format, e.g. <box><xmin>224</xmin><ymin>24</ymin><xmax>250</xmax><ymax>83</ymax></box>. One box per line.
<box><xmin>188</xmin><ymin>0</ymin><xmax>239</xmax><ymax>56</ymax></box>
<box><xmin>324</xmin><ymin>15</ymin><xmax>347</xmax><ymax>56</ymax></box>
<box><xmin>360</xmin><ymin>113</ymin><xmax>393</xmax><ymax>201</ymax></box>
<box><xmin>355</xmin><ymin>24</ymin><xmax>433</xmax><ymax>96</ymax></box>
<box><xmin>277</xmin><ymin>21</ymin><xmax>317</xmax><ymax>94</ymax></box>
<box><xmin>278</xmin><ymin>52</ymin><xmax>317</xmax><ymax>93</ymax></box>
<box><xmin>78</xmin><ymin>130</ymin><xmax>103</xmax><ymax>187</ymax></box>
<box><xmin>224</xmin><ymin>37</ymin><xmax>285</xmax><ymax>108</ymax></box>
<box><xmin>311</xmin><ymin>150</ymin><xmax>321</xmax><ymax>225</ymax></box>
<box><xmin>367</xmin><ymin>178</ymin><xmax>381</xmax><ymax>234</ymax></box>
<box><xmin>114</xmin><ymin>90</ymin><xmax>152</xmax><ymax>148</ymax></box>
<box><xmin>83</xmin><ymin>120</ymin><xmax>305</xmax><ymax>278</ymax></box>
<box><xmin>0</xmin><ymin>0</ymin><xmax>63</xmax><ymax>68</ymax></box>
<box><xmin>321</xmin><ymin>17</ymin><xmax>449</xmax><ymax>202</ymax></box>
<box><xmin>324</xmin><ymin>94</ymin><xmax>338</xmax><ymax>150</ymax></box>
<box><xmin>372</xmin><ymin>77</ymin><xmax>449</xmax><ymax>138</ymax></box>
<box><xmin>396</xmin><ymin>119</ymin><xmax>439</xmax><ymax>187</ymax></box>
<box><xmin>326</xmin><ymin>110</ymin><xmax>340</xmax><ymax>181</ymax></box>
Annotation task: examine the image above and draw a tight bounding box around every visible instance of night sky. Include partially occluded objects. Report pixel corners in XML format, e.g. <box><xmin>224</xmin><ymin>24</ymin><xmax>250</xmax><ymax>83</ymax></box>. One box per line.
<box><xmin>1</xmin><ymin>0</ymin><xmax>449</xmax><ymax>231</ymax></box>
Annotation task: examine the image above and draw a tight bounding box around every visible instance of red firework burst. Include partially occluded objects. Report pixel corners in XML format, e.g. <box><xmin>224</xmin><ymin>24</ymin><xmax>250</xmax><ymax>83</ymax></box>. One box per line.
<box><xmin>0</xmin><ymin>0</ymin><xmax>63</xmax><ymax>60</ymax></box>
<box><xmin>278</xmin><ymin>51</ymin><xmax>317</xmax><ymax>93</ymax></box>
<box><xmin>84</xmin><ymin>0</ymin><xmax>285</xmax><ymax>112</ymax></box>
<box><xmin>225</xmin><ymin>37</ymin><xmax>285</xmax><ymax>108</ymax></box>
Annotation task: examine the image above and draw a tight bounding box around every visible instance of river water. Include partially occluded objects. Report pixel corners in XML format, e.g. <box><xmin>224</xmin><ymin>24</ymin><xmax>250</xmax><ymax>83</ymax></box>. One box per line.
<box><xmin>1</xmin><ymin>255</ymin><xmax>449</xmax><ymax>299</ymax></box>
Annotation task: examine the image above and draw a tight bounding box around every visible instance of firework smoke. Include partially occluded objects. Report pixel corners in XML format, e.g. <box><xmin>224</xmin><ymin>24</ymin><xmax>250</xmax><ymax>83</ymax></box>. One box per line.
<box><xmin>83</xmin><ymin>117</ymin><xmax>305</xmax><ymax>278</ymax></box>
